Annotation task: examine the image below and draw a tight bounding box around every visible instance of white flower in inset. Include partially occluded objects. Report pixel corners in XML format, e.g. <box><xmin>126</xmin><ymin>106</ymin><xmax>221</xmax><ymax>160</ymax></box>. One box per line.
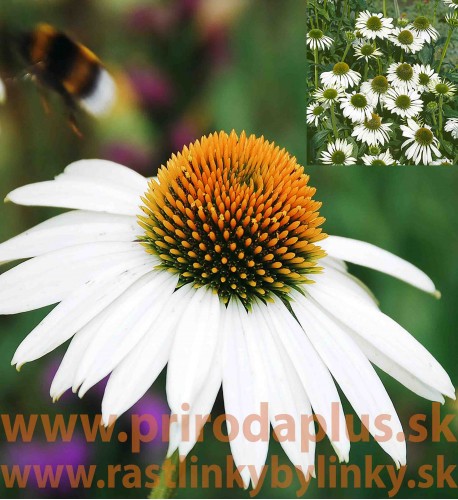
<box><xmin>352</xmin><ymin>114</ymin><xmax>392</xmax><ymax>146</ymax></box>
<box><xmin>413</xmin><ymin>64</ymin><xmax>439</xmax><ymax>93</ymax></box>
<box><xmin>428</xmin><ymin>78</ymin><xmax>457</xmax><ymax>98</ymax></box>
<box><xmin>361</xmin><ymin>76</ymin><xmax>391</xmax><ymax>104</ymax></box>
<box><xmin>313</xmin><ymin>84</ymin><xmax>346</xmax><ymax>105</ymax></box>
<box><xmin>387</xmin><ymin>62</ymin><xmax>419</xmax><ymax>92</ymax></box>
<box><xmin>429</xmin><ymin>158</ymin><xmax>454</xmax><ymax>165</ymax></box>
<box><xmin>443</xmin><ymin>0</ymin><xmax>458</xmax><ymax>10</ymax></box>
<box><xmin>444</xmin><ymin>118</ymin><xmax>458</xmax><ymax>139</ymax></box>
<box><xmin>320</xmin><ymin>62</ymin><xmax>361</xmax><ymax>89</ymax></box>
<box><xmin>411</xmin><ymin>16</ymin><xmax>439</xmax><ymax>43</ymax></box>
<box><xmin>0</xmin><ymin>132</ymin><xmax>454</xmax><ymax>487</ymax></box>
<box><xmin>389</xmin><ymin>26</ymin><xmax>425</xmax><ymax>53</ymax></box>
<box><xmin>307</xmin><ymin>29</ymin><xmax>334</xmax><ymax>51</ymax></box>
<box><xmin>320</xmin><ymin>139</ymin><xmax>356</xmax><ymax>165</ymax></box>
<box><xmin>340</xmin><ymin>91</ymin><xmax>377</xmax><ymax>124</ymax></box>
<box><xmin>383</xmin><ymin>88</ymin><xmax>423</xmax><ymax>118</ymax></box>
<box><xmin>361</xmin><ymin>150</ymin><xmax>397</xmax><ymax>165</ymax></box>
<box><xmin>306</xmin><ymin>102</ymin><xmax>328</xmax><ymax>127</ymax></box>
<box><xmin>353</xmin><ymin>40</ymin><xmax>383</xmax><ymax>61</ymax></box>
<box><xmin>400</xmin><ymin>119</ymin><xmax>441</xmax><ymax>165</ymax></box>
<box><xmin>355</xmin><ymin>11</ymin><xmax>394</xmax><ymax>40</ymax></box>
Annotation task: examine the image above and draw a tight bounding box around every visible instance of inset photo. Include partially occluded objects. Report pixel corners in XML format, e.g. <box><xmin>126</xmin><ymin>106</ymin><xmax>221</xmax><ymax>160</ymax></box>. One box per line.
<box><xmin>306</xmin><ymin>0</ymin><xmax>458</xmax><ymax>165</ymax></box>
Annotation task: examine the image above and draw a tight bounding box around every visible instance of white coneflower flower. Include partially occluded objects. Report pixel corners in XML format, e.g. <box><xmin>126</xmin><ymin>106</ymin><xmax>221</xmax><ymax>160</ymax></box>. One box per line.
<box><xmin>400</xmin><ymin>119</ymin><xmax>441</xmax><ymax>165</ymax></box>
<box><xmin>411</xmin><ymin>16</ymin><xmax>439</xmax><ymax>43</ymax></box>
<box><xmin>340</xmin><ymin>91</ymin><xmax>377</xmax><ymax>124</ymax></box>
<box><xmin>313</xmin><ymin>84</ymin><xmax>346</xmax><ymax>105</ymax></box>
<box><xmin>387</xmin><ymin>62</ymin><xmax>420</xmax><ymax>92</ymax></box>
<box><xmin>413</xmin><ymin>64</ymin><xmax>439</xmax><ymax>93</ymax></box>
<box><xmin>444</xmin><ymin>117</ymin><xmax>458</xmax><ymax>139</ymax></box>
<box><xmin>443</xmin><ymin>0</ymin><xmax>458</xmax><ymax>9</ymax></box>
<box><xmin>320</xmin><ymin>62</ymin><xmax>361</xmax><ymax>89</ymax></box>
<box><xmin>384</xmin><ymin>88</ymin><xmax>423</xmax><ymax>118</ymax></box>
<box><xmin>0</xmin><ymin>131</ymin><xmax>454</xmax><ymax>485</ymax></box>
<box><xmin>428</xmin><ymin>78</ymin><xmax>457</xmax><ymax>97</ymax></box>
<box><xmin>353</xmin><ymin>40</ymin><xmax>383</xmax><ymax>61</ymax></box>
<box><xmin>320</xmin><ymin>138</ymin><xmax>356</xmax><ymax>165</ymax></box>
<box><xmin>445</xmin><ymin>12</ymin><xmax>458</xmax><ymax>26</ymax></box>
<box><xmin>355</xmin><ymin>11</ymin><xmax>394</xmax><ymax>40</ymax></box>
<box><xmin>306</xmin><ymin>102</ymin><xmax>328</xmax><ymax>127</ymax></box>
<box><xmin>361</xmin><ymin>75</ymin><xmax>391</xmax><ymax>104</ymax></box>
<box><xmin>352</xmin><ymin>113</ymin><xmax>392</xmax><ymax>146</ymax></box>
<box><xmin>429</xmin><ymin>158</ymin><xmax>454</xmax><ymax>165</ymax></box>
<box><xmin>361</xmin><ymin>150</ymin><xmax>397</xmax><ymax>165</ymax></box>
<box><xmin>389</xmin><ymin>26</ymin><xmax>425</xmax><ymax>53</ymax></box>
<box><xmin>306</xmin><ymin>29</ymin><xmax>334</xmax><ymax>51</ymax></box>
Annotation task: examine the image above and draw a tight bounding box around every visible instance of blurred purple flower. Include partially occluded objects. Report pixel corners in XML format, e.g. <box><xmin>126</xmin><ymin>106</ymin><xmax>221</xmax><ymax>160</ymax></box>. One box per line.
<box><xmin>169</xmin><ymin>120</ymin><xmax>201</xmax><ymax>152</ymax></box>
<box><xmin>126</xmin><ymin>5</ymin><xmax>179</xmax><ymax>36</ymax></box>
<box><xmin>6</xmin><ymin>438</ymin><xmax>90</xmax><ymax>494</ymax></box>
<box><xmin>206</xmin><ymin>28</ymin><xmax>232</xmax><ymax>67</ymax></box>
<box><xmin>179</xmin><ymin>0</ymin><xmax>201</xmax><ymax>17</ymax></box>
<box><xmin>128</xmin><ymin>67</ymin><xmax>175</xmax><ymax>109</ymax></box>
<box><xmin>101</xmin><ymin>142</ymin><xmax>153</xmax><ymax>176</ymax></box>
<box><xmin>129</xmin><ymin>392</ymin><xmax>169</xmax><ymax>446</ymax></box>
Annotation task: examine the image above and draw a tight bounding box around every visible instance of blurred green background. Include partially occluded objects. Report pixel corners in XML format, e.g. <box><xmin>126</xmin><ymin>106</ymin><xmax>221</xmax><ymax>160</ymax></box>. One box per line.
<box><xmin>0</xmin><ymin>0</ymin><xmax>457</xmax><ymax>498</ymax></box>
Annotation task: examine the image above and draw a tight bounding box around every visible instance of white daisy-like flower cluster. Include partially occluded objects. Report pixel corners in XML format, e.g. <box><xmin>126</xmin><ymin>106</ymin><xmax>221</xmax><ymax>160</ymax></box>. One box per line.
<box><xmin>306</xmin><ymin>1</ymin><xmax>457</xmax><ymax>165</ymax></box>
<box><xmin>1</xmin><ymin>132</ymin><xmax>454</xmax><ymax>486</ymax></box>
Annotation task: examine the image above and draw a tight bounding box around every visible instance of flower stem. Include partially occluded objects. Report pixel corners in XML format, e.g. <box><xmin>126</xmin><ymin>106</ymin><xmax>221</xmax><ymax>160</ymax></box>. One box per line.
<box><xmin>330</xmin><ymin>103</ymin><xmax>338</xmax><ymax>137</ymax></box>
<box><xmin>383</xmin><ymin>0</ymin><xmax>387</xmax><ymax>17</ymax></box>
<box><xmin>148</xmin><ymin>451</ymin><xmax>180</xmax><ymax>499</ymax></box>
<box><xmin>433</xmin><ymin>0</ymin><xmax>439</xmax><ymax>25</ymax></box>
<box><xmin>341</xmin><ymin>42</ymin><xmax>351</xmax><ymax>62</ymax></box>
<box><xmin>314</xmin><ymin>48</ymin><xmax>319</xmax><ymax>87</ymax></box>
<box><xmin>437</xmin><ymin>28</ymin><xmax>452</xmax><ymax>74</ymax></box>
<box><xmin>438</xmin><ymin>95</ymin><xmax>444</xmax><ymax>140</ymax></box>
<box><xmin>314</xmin><ymin>0</ymin><xmax>319</xmax><ymax>26</ymax></box>
<box><xmin>363</xmin><ymin>61</ymin><xmax>368</xmax><ymax>81</ymax></box>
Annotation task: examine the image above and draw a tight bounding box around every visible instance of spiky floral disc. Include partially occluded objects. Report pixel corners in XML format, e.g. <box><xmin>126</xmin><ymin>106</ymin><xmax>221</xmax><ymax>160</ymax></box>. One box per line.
<box><xmin>139</xmin><ymin>131</ymin><xmax>326</xmax><ymax>307</ymax></box>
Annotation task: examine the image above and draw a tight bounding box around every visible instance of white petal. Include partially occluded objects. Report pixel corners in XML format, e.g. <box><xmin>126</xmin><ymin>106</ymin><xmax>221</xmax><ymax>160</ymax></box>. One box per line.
<box><xmin>321</xmin><ymin>235</ymin><xmax>438</xmax><ymax>295</ymax></box>
<box><xmin>314</xmin><ymin>264</ymin><xmax>378</xmax><ymax>308</ymax></box>
<box><xmin>222</xmin><ymin>299</ymin><xmax>267</xmax><ymax>488</ymax></box>
<box><xmin>177</xmin><ymin>314</ymin><xmax>223</xmax><ymax>456</ymax></box>
<box><xmin>251</xmin><ymin>301</ymin><xmax>315</xmax><ymax>477</ymax></box>
<box><xmin>50</xmin><ymin>308</ymin><xmax>111</xmax><ymax>400</ymax></box>
<box><xmin>291</xmin><ymin>292</ymin><xmax>406</xmax><ymax>467</ymax></box>
<box><xmin>307</xmin><ymin>285</ymin><xmax>455</xmax><ymax>400</ymax></box>
<box><xmin>101</xmin><ymin>285</ymin><xmax>195</xmax><ymax>425</ymax></box>
<box><xmin>60</xmin><ymin>160</ymin><xmax>147</xmax><ymax>194</ymax></box>
<box><xmin>0</xmin><ymin>242</ymin><xmax>145</xmax><ymax>314</ymax></box>
<box><xmin>166</xmin><ymin>287</ymin><xmax>221</xmax><ymax>415</ymax></box>
<box><xmin>234</xmin><ymin>300</ymin><xmax>270</xmax><ymax>488</ymax></box>
<box><xmin>75</xmin><ymin>271</ymin><xmax>179</xmax><ymax>396</ymax></box>
<box><xmin>6</xmin><ymin>179</ymin><xmax>142</xmax><ymax>216</ymax></box>
<box><xmin>12</xmin><ymin>257</ymin><xmax>154</xmax><ymax>368</ymax></box>
<box><xmin>343</xmin><ymin>325</ymin><xmax>445</xmax><ymax>402</ymax></box>
<box><xmin>266</xmin><ymin>298</ymin><xmax>350</xmax><ymax>462</ymax></box>
<box><xmin>0</xmin><ymin>211</ymin><xmax>139</xmax><ymax>264</ymax></box>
